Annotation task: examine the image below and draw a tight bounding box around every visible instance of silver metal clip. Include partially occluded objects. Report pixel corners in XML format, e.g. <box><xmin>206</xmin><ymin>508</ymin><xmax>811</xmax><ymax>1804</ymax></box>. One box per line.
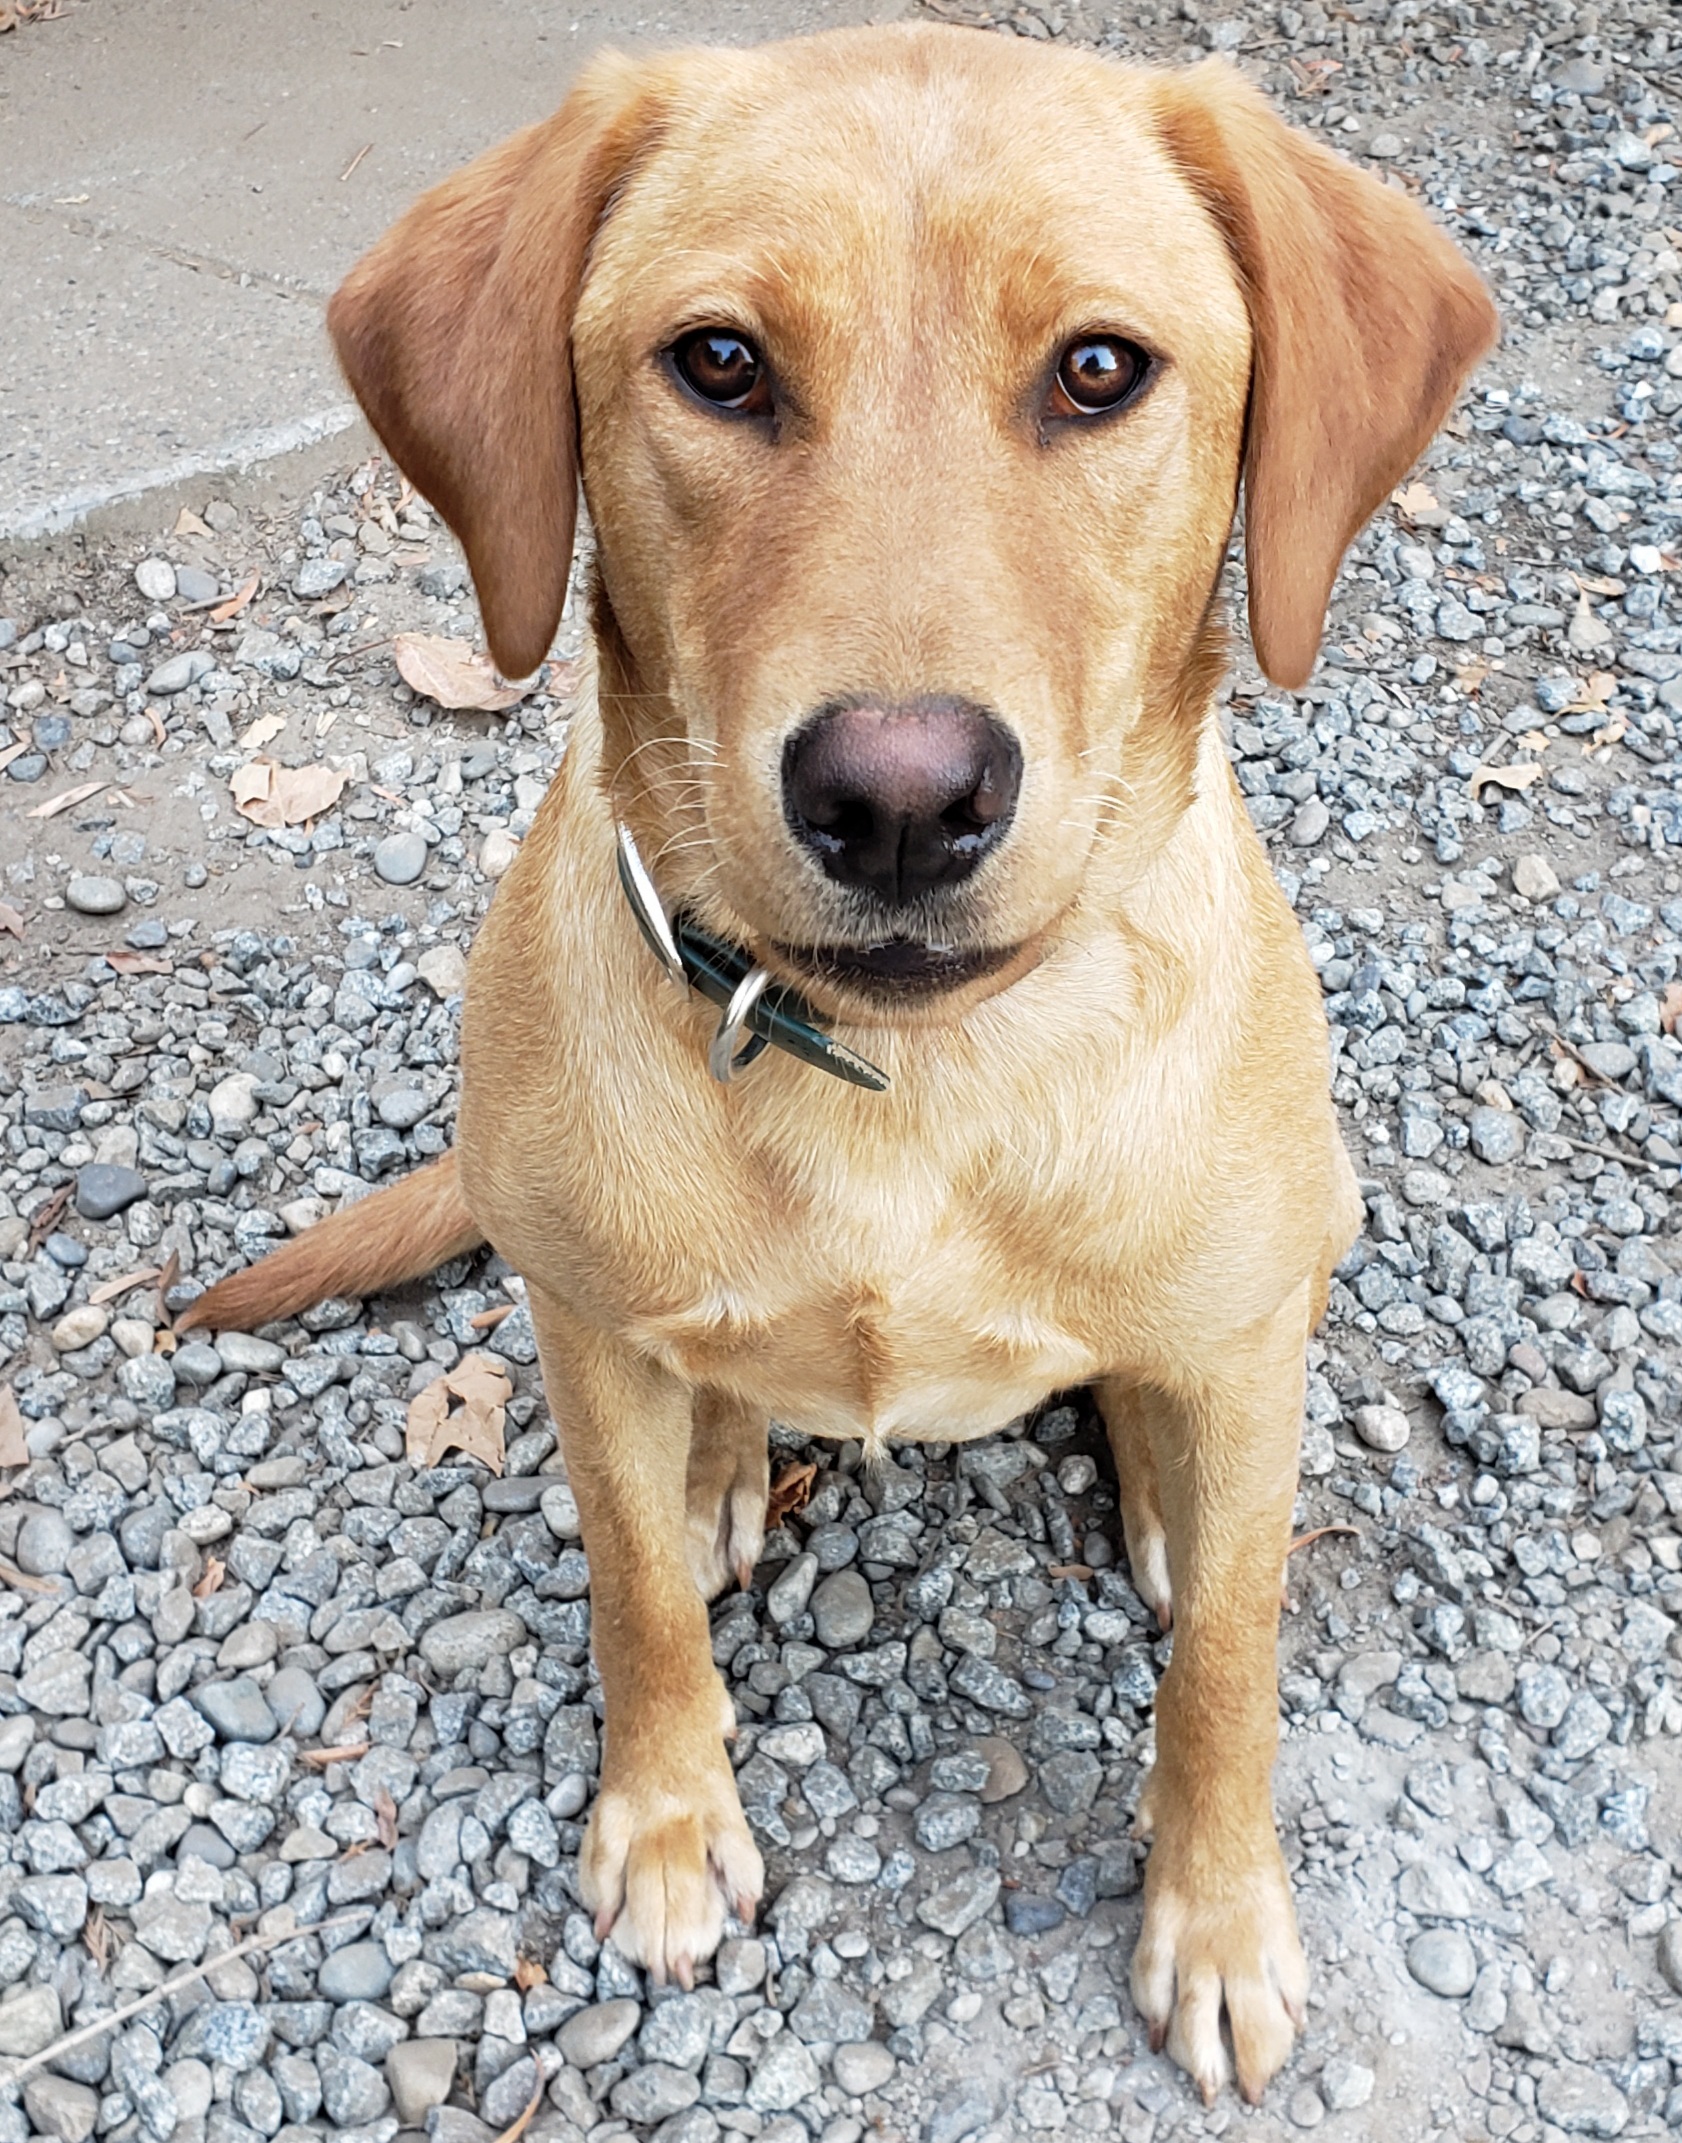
<box><xmin>708</xmin><ymin>965</ymin><xmax>774</xmax><ymax>1084</ymax></box>
<box><xmin>615</xmin><ymin>821</ymin><xmax>685</xmax><ymax>986</ymax></box>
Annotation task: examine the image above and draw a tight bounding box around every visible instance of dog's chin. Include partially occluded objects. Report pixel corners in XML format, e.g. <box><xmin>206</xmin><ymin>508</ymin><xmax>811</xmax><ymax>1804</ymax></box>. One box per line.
<box><xmin>771</xmin><ymin>936</ymin><xmax>1025</xmax><ymax>1010</ymax></box>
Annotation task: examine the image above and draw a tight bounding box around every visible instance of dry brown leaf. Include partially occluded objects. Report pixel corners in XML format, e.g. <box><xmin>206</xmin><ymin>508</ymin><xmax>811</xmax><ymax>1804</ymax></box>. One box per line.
<box><xmin>767</xmin><ymin>1460</ymin><xmax>818</xmax><ymax>1529</ymax></box>
<box><xmin>0</xmin><ymin>743</ymin><xmax>31</xmax><ymax>777</ymax></box>
<box><xmin>1454</xmin><ymin>659</ymin><xmax>1490</xmax><ymax>695</ymax></box>
<box><xmin>26</xmin><ymin>1184</ymin><xmax>71</xmax><ymax>1256</ymax></box>
<box><xmin>1520</xmin><ymin>729</ymin><xmax>1551</xmax><ymax>753</ymax></box>
<box><xmin>237</xmin><ymin>711</ymin><xmax>287</xmax><ymax>752</ymax></box>
<box><xmin>1392</xmin><ymin>479</ymin><xmax>1439</xmax><ymax>521</ymax></box>
<box><xmin>1575</xmin><ymin>572</ymin><xmax>1624</xmax><ymax>598</ymax></box>
<box><xmin>393</xmin><ymin>632</ymin><xmax>530</xmax><ymax>712</ymax></box>
<box><xmin>0</xmin><ymin>1390</ymin><xmax>26</xmax><ymax>1470</ymax></box>
<box><xmin>1662</xmin><ymin>982</ymin><xmax>1682</xmax><ymax>1038</ymax></box>
<box><xmin>514</xmin><ymin>1956</ymin><xmax>548</xmax><ymax>1992</ymax></box>
<box><xmin>1046</xmin><ymin>1563</ymin><xmax>1095</xmax><ymax>1582</ymax></box>
<box><xmin>26</xmin><ymin>780</ymin><xmax>107</xmax><ymax>820</ymax></box>
<box><xmin>300</xmin><ymin>1742</ymin><xmax>371</xmax><ymax>1768</ymax></box>
<box><xmin>405</xmin><ymin>1353</ymin><xmax>512</xmax><ymax>1474</ymax></box>
<box><xmin>467</xmin><ymin>1303</ymin><xmax>515</xmax><ymax>1332</ymax></box>
<box><xmin>89</xmin><ymin>1266</ymin><xmax>162</xmax><ymax>1306</ymax></box>
<box><xmin>1563</xmin><ymin>671</ymin><xmax>1616</xmax><ymax>715</ymax></box>
<box><xmin>191</xmin><ymin>1556</ymin><xmax>226</xmax><ymax>1600</ymax></box>
<box><xmin>0</xmin><ymin>9</ymin><xmax>16</xmax><ymax>33</ymax></box>
<box><xmin>174</xmin><ymin>507</ymin><xmax>213</xmax><ymax>538</ymax></box>
<box><xmin>83</xmin><ymin>1905</ymin><xmax>111</xmax><ymax>1975</ymax></box>
<box><xmin>1468</xmin><ymin>760</ymin><xmax>1542</xmax><ymax>799</ymax></box>
<box><xmin>104</xmin><ymin>950</ymin><xmax>173</xmax><ymax>977</ymax></box>
<box><xmin>210</xmin><ymin>571</ymin><xmax>260</xmax><ymax>624</ymax></box>
<box><xmin>374</xmin><ymin>1787</ymin><xmax>399</xmax><ymax>1851</ymax></box>
<box><xmin>0</xmin><ymin>902</ymin><xmax>24</xmax><ymax>939</ymax></box>
<box><xmin>230</xmin><ymin>756</ymin><xmax>350</xmax><ymax>829</ymax></box>
<box><xmin>1590</xmin><ymin>713</ymin><xmax>1629</xmax><ymax>752</ymax></box>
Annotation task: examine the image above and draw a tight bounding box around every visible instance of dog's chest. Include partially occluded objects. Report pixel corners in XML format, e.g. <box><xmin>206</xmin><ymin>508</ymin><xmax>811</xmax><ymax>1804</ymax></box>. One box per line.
<box><xmin>620</xmin><ymin>1163</ymin><xmax>1106</xmax><ymax>1444</ymax></box>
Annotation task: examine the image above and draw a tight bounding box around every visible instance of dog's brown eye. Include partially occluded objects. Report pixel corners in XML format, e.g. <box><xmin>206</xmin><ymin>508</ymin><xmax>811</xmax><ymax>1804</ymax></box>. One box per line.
<box><xmin>671</xmin><ymin>330</ymin><xmax>771</xmax><ymax>414</ymax></box>
<box><xmin>1049</xmin><ymin>337</ymin><xmax>1149</xmax><ymax>418</ymax></box>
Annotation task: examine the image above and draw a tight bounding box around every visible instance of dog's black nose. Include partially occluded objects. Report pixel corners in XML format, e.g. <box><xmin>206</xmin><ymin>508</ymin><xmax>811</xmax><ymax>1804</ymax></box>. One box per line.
<box><xmin>782</xmin><ymin>697</ymin><xmax>1022</xmax><ymax>907</ymax></box>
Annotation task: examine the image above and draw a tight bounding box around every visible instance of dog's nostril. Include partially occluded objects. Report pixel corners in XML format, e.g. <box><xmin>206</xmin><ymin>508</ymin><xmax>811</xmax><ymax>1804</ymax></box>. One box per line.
<box><xmin>782</xmin><ymin>697</ymin><xmax>1022</xmax><ymax>908</ymax></box>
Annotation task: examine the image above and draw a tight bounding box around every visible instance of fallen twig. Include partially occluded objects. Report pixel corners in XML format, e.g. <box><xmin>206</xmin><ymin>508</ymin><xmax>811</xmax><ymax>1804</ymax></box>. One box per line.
<box><xmin>0</xmin><ymin>1911</ymin><xmax>365</xmax><ymax>2086</ymax></box>
<box><xmin>0</xmin><ymin>1560</ymin><xmax>57</xmax><ymax>1597</ymax></box>
<box><xmin>1287</xmin><ymin>1524</ymin><xmax>1360</xmax><ymax>1557</ymax></box>
<box><xmin>299</xmin><ymin>1741</ymin><xmax>370</xmax><ymax>1768</ymax></box>
<box><xmin>493</xmin><ymin>2077</ymin><xmax>546</xmax><ymax>2143</ymax></box>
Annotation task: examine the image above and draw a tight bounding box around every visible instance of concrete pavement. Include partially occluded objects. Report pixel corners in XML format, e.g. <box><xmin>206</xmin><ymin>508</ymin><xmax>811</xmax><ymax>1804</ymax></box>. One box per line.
<box><xmin>0</xmin><ymin>0</ymin><xmax>902</xmax><ymax>539</ymax></box>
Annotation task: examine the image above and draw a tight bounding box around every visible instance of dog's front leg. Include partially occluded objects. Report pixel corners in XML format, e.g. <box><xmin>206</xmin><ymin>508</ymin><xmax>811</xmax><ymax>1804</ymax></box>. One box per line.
<box><xmin>528</xmin><ymin>1288</ymin><xmax>763</xmax><ymax>1985</ymax></box>
<box><xmin>1097</xmin><ymin>1287</ymin><xmax>1310</xmax><ymax>2106</ymax></box>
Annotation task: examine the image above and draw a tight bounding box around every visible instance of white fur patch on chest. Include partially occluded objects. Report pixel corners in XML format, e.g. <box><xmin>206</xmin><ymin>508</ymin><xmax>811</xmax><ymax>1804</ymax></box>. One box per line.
<box><xmin>628</xmin><ymin>1264</ymin><xmax>1098</xmax><ymax>1448</ymax></box>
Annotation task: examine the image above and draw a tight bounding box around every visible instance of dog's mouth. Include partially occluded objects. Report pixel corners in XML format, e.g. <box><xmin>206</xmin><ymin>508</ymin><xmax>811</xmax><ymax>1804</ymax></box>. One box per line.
<box><xmin>772</xmin><ymin>937</ymin><xmax>1020</xmax><ymax>996</ymax></box>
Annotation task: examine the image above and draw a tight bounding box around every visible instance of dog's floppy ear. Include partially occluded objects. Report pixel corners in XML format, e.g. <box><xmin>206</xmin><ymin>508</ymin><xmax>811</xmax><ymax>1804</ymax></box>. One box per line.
<box><xmin>1154</xmin><ymin>62</ymin><xmax>1498</xmax><ymax>690</ymax></box>
<box><xmin>328</xmin><ymin>53</ymin><xmax>653</xmax><ymax>680</ymax></box>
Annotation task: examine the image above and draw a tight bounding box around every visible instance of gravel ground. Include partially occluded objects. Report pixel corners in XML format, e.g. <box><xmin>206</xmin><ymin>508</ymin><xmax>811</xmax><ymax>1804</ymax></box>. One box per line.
<box><xmin>4</xmin><ymin>5</ymin><xmax>1682</xmax><ymax>2142</ymax></box>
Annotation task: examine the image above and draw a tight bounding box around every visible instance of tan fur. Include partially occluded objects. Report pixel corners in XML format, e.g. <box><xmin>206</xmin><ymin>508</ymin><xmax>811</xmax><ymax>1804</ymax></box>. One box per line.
<box><xmin>182</xmin><ymin>25</ymin><xmax>1494</xmax><ymax>2103</ymax></box>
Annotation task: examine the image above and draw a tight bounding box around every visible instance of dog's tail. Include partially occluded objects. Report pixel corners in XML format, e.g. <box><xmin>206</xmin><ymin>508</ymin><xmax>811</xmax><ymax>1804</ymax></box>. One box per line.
<box><xmin>177</xmin><ymin>1151</ymin><xmax>484</xmax><ymax>1333</ymax></box>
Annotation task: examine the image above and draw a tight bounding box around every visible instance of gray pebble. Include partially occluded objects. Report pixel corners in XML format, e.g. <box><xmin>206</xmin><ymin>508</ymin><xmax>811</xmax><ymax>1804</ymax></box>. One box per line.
<box><xmin>14</xmin><ymin>1510</ymin><xmax>72</xmax><ymax>1578</ymax></box>
<box><xmin>294</xmin><ymin>558</ymin><xmax>349</xmax><ymax>598</ymax></box>
<box><xmin>1407</xmin><ymin>1928</ymin><xmax>1477</xmax><ymax>1999</ymax></box>
<box><xmin>419</xmin><ymin>1609</ymin><xmax>527</xmax><ymax>1675</ymax></box>
<box><xmin>612</xmin><ymin>2063</ymin><xmax>701</xmax><ymax>2124</ymax></box>
<box><xmin>146</xmin><ymin>650</ymin><xmax>211</xmax><ymax>695</ymax></box>
<box><xmin>373</xmin><ymin>831</ymin><xmax>429</xmax><ymax>886</ymax></box>
<box><xmin>75</xmin><ymin>1164</ymin><xmax>147</xmax><ymax>1221</ymax></box>
<box><xmin>174</xmin><ymin>565</ymin><xmax>219</xmax><ymax>605</ymax></box>
<box><xmin>558</xmin><ymin>1998</ymin><xmax>640</xmax><ymax>2068</ymax></box>
<box><xmin>133</xmin><ymin>557</ymin><xmax>176</xmax><ymax>601</ymax></box>
<box><xmin>214</xmin><ymin>1331</ymin><xmax>286</xmax><ymax>1375</ymax></box>
<box><xmin>65</xmin><ymin>875</ymin><xmax>126</xmax><ymax>917</ymax></box>
<box><xmin>193</xmin><ymin>1677</ymin><xmax>278</xmax><ymax>1744</ymax></box>
<box><xmin>266</xmin><ymin>1666</ymin><xmax>326</xmax><ymax>1738</ymax></box>
<box><xmin>811</xmin><ymin>1568</ymin><xmax>874</xmax><ymax>1650</ymax></box>
<box><xmin>319</xmin><ymin>1942</ymin><xmax>396</xmax><ymax>2003</ymax></box>
<box><xmin>386</xmin><ymin>2039</ymin><xmax>458</xmax><ymax>2127</ymax></box>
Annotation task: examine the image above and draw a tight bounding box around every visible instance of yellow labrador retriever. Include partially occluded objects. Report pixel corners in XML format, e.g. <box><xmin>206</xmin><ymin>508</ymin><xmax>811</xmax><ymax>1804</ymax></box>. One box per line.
<box><xmin>183</xmin><ymin>24</ymin><xmax>1495</xmax><ymax>2104</ymax></box>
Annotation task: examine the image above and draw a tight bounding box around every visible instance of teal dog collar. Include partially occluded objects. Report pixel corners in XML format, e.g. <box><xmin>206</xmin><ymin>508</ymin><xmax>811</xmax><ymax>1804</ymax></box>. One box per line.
<box><xmin>615</xmin><ymin>823</ymin><xmax>889</xmax><ymax>1092</ymax></box>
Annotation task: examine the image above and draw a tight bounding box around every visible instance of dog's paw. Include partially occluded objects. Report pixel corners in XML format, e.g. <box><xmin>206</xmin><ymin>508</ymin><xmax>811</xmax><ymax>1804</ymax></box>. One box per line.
<box><xmin>686</xmin><ymin>1451</ymin><xmax>768</xmax><ymax>1601</ymax></box>
<box><xmin>580</xmin><ymin>1753</ymin><xmax>764</xmax><ymax>1987</ymax></box>
<box><xmin>1129</xmin><ymin>1824</ymin><xmax>1306</xmax><ymax>2106</ymax></box>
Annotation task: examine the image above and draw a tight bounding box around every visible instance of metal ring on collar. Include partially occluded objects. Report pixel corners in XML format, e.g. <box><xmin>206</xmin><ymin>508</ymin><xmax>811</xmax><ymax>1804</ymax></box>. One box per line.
<box><xmin>708</xmin><ymin>964</ymin><xmax>774</xmax><ymax>1084</ymax></box>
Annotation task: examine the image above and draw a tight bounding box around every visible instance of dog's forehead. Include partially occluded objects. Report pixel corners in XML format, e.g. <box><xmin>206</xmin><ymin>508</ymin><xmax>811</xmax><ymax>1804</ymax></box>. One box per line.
<box><xmin>584</xmin><ymin>33</ymin><xmax>1243</xmax><ymax>352</ymax></box>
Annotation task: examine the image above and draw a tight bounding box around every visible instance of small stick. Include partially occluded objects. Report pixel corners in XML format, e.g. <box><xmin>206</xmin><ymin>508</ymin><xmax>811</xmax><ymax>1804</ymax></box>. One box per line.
<box><xmin>1554</xmin><ymin>1131</ymin><xmax>1674</xmax><ymax>1179</ymax></box>
<box><xmin>1287</xmin><ymin>1524</ymin><xmax>1360</xmax><ymax>1557</ymax></box>
<box><xmin>0</xmin><ymin>1561</ymin><xmax>57</xmax><ymax>1598</ymax></box>
<box><xmin>493</xmin><ymin>2079</ymin><xmax>545</xmax><ymax>2143</ymax></box>
<box><xmin>340</xmin><ymin>142</ymin><xmax>373</xmax><ymax>183</ymax></box>
<box><xmin>0</xmin><ymin>1912</ymin><xmax>365</xmax><ymax>2087</ymax></box>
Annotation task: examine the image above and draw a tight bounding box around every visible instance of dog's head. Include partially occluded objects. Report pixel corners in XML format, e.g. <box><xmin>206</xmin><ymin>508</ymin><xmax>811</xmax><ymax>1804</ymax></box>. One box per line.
<box><xmin>331</xmin><ymin>27</ymin><xmax>1494</xmax><ymax>1018</ymax></box>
